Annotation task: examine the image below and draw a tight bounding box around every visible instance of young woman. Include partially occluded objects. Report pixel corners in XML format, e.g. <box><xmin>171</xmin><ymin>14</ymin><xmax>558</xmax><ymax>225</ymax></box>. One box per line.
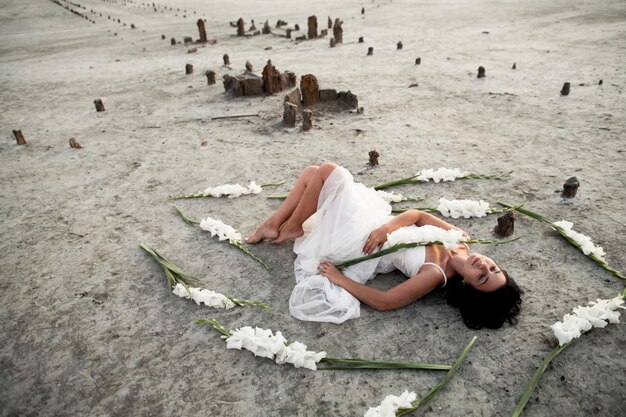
<box><xmin>247</xmin><ymin>163</ymin><xmax>522</xmax><ymax>328</ymax></box>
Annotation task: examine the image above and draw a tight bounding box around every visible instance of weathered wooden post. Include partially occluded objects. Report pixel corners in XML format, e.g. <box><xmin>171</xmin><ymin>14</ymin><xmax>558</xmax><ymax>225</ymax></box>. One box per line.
<box><xmin>397</xmin><ymin>41</ymin><xmax>403</xmax><ymax>50</ymax></box>
<box><xmin>12</xmin><ymin>129</ymin><xmax>27</xmax><ymax>145</ymax></box>
<box><xmin>307</xmin><ymin>15</ymin><xmax>318</xmax><ymax>39</ymax></box>
<box><xmin>302</xmin><ymin>109</ymin><xmax>313</xmax><ymax>131</ymax></box>
<box><xmin>245</xmin><ymin>61</ymin><xmax>253</xmax><ymax>72</ymax></box>
<box><xmin>561</xmin><ymin>177</ymin><xmax>579</xmax><ymax>198</ymax></box>
<box><xmin>197</xmin><ymin>19</ymin><xmax>207</xmax><ymax>42</ymax></box>
<box><xmin>69</xmin><ymin>138</ymin><xmax>82</xmax><ymax>148</ymax></box>
<box><xmin>237</xmin><ymin>18</ymin><xmax>245</xmax><ymax>36</ymax></box>
<box><xmin>185</xmin><ymin>64</ymin><xmax>193</xmax><ymax>74</ymax></box>
<box><xmin>512</xmin><ymin>62</ymin><xmax>516</xmax><ymax>70</ymax></box>
<box><xmin>262</xmin><ymin>20</ymin><xmax>271</xmax><ymax>34</ymax></box>
<box><xmin>560</xmin><ymin>82</ymin><xmax>570</xmax><ymax>96</ymax></box>
<box><xmin>415</xmin><ymin>57</ymin><xmax>421</xmax><ymax>65</ymax></box>
<box><xmin>368</xmin><ymin>150</ymin><xmax>379</xmax><ymax>166</ymax></box>
<box><xmin>223</xmin><ymin>54</ymin><xmax>230</xmax><ymax>65</ymax></box>
<box><xmin>330</xmin><ymin>38</ymin><xmax>336</xmax><ymax>47</ymax></box>
<box><xmin>328</xmin><ymin>16</ymin><xmax>332</xmax><ymax>29</ymax></box>
<box><xmin>170</xmin><ymin>37</ymin><xmax>176</xmax><ymax>45</ymax></box>
<box><xmin>358</xmin><ymin>36</ymin><xmax>363</xmax><ymax>43</ymax></box>
<box><xmin>94</xmin><ymin>99</ymin><xmax>105</xmax><ymax>112</ymax></box>
<box><xmin>283</xmin><ymin>102</ymin><xmax>297</xmax><ymax>127</ymax></box>
<box><xmin>205</xmin><ymin>70</ymin><xmax>216</xmax><ymax>85</ymax></box>
<box><xmin>332</xmin><ymin>18</ymin><xmax>343</xmax><ymax>43</ymax></box>
<box><xmin>493</xmin><ymin>211</ymin><xmax>516</xmax><ymax>238</ymax></box>
<box><xmin>477</xmin><ymin>66</ymin><xmax>485</xmax><ymax>78</ymax></box>
<box><xmin>367</xmin><ymin>47</ymin><xmax>373</xmax><ymax>56</ymax></box>
<box><xmin>300</xmin><ymin>74</ymin><xmax>319</xmax><ymax>106</ymax></box>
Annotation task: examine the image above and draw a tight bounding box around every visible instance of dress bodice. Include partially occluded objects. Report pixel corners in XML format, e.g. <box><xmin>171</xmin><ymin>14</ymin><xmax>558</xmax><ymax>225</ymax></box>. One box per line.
<box><xmin>375</xmin><ymin>225</ymin><xmax>427</xmax><ymax>278</ymax></box>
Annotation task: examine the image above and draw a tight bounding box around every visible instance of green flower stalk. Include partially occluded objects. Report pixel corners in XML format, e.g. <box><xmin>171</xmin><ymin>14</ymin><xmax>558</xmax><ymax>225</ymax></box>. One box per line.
<box><xmin>140</xmin><ymin>244</ymin><xmax>269</xmax><ymax>309</ymax></box>
<box><xmin>174</xmin><ymin>205</ymin><xmax>271</xmax><ymax>271</ymax></box>
<box><xmin>396</xmin><ymin>336</ymin><xmax>478</xmax><ymax>416</ymax></box>
<box><xmin>335</xmin><ymin>237</ymin><xmax>520</xmax><ymax>270</ymax></box>
<box><xmin>498</xmin><ymin>202</ymin><xmax>625</xmax><ymax>280</ymax></box>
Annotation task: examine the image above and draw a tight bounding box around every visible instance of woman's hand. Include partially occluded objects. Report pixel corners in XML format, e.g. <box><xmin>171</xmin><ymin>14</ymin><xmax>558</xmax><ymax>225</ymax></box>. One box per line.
<box><xmin>363</xmin><ymin>226</ymin><xmax>388</xmax><ymax>255</ymax></box>
<box><xmin>318</xmin><ymin>261</ymin><xmax>344</xmax><ymax>285</ymax></box>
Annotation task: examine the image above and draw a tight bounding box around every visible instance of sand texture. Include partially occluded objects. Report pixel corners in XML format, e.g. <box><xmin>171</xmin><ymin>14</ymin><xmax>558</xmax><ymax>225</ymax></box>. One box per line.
<box><xmin>1</xmin><ymin>0</ymin><xmax>625</xmax><ymax>416</ymax></box>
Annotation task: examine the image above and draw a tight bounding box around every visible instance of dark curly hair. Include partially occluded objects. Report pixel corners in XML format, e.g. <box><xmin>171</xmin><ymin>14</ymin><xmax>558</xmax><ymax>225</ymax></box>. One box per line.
<box><xmin>446</xmin><ymin>270</ymin><xmax>523</xmax><ymax>329</ymax></box>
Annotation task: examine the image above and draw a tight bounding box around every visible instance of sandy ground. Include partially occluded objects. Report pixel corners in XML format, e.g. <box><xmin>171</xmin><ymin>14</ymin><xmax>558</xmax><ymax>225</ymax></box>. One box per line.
<box><xmin>1</xmin><ymin>0</ymin><xmax>625</xmax><ymax>416</ymax></box>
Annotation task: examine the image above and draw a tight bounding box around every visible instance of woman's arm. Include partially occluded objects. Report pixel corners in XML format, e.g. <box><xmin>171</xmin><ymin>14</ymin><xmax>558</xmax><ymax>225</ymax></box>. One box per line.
<box><xmin>363</xmin><ymin>210</ymin><xmax>469</xmax><ymax>254</ymax></box>
<box><xmin>318</xmin><ymin>261</ymin><xmax>442</xmax><ymax>311</ymax></box>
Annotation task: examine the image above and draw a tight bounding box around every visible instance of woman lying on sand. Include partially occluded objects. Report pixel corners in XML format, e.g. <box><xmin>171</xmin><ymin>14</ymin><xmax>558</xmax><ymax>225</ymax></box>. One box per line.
<box><xmin>247</xmin><ymin>163</ymin><xmax>522</xmax><ymax>328</ymax></box>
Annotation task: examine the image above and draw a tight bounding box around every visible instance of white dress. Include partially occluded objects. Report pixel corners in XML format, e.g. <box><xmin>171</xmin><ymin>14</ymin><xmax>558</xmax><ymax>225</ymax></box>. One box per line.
<box><xmin>288</xmin><ymin>166</ymin><xmax>437</xmax><ymax>324</ymax></box>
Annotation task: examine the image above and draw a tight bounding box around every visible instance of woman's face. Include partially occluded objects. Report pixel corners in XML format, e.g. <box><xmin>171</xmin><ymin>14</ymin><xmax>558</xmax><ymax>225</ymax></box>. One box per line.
<box><xmin>461</xmin><ymin>253</ymin><xmax>507</xmax><ymax>292</ymax></box>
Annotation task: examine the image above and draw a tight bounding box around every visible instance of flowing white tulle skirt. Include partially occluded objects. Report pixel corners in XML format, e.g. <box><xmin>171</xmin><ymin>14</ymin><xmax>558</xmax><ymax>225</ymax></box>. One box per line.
<box><xmin>289</xmin><ymin>166</ymin><xmax>393</xmax><ymax>323</ymax></box>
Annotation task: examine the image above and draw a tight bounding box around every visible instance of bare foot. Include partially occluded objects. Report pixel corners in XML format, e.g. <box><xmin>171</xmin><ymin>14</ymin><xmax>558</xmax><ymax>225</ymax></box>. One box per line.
<box><xmin>271</xmin><ymin>224</ymin><xmax>304</xmax><ymax>244</ymax></box>
<box><xmin>245</xmin><ymin>222</ymin><xmax>279</xmax><ymax>244</ymax></box>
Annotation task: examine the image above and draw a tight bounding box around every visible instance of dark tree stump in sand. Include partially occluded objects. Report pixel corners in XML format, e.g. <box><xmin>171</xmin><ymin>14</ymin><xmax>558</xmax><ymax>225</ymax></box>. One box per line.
<box><xmin>12</xmin><ymin>129</ymin><xmax>27</xmax><ymax>145</ymax></box>
<box><xmin>330</xmin><ymin>38</ymin><xmax>336</xmax><ymax>47</ymax></box>
<box><xmin>280</xmin><ymin>71</ymin><xmax>297</xmax><ymax>90</ymax></box>
<box><xmin>223</xmin><ymin>54</ymin><xmax>230</xmax><ymax>65</ymax></box>
<box><xmin>294</xmin><ymin>24</ymin><xmax>300</xmax><ymax>31</ymax></box>
<box><xmin>338</xmin><ymin>91</ymin><xmax>359</xmax><ymax>109</ymax></box>
<box><xmin>131</xmin><ymin>24</ymin><xmax>136</xmax><ymax>29</ymax></box>
<box><xmin>162</xmin><ymin>34</ymin><xmax>166</xmax><ymax>40</ymax></box>
<box><xmin>367</xmin><ymin>47</ymin><xmax>373</xmax><ymax>56</ymax></box>
<box><xmin>328</xmin><ymin>16</ymin><xmax>332</xmax><ymax>29</ymax></box>
<box><xmin>197</xmin><ymin>19</ymin><xmax>207</xmax><ymax>43</ymax></box>
<box><xmin>283</xmin><ymin>102</ymin><xmax>297</xmax><ymax>127</ymax></box>
<box><xmin>262</xmin><ymin>60</ymin><xmax>280</xmax><ymax>94</ymax></box>
<box><xmin>94</xmin><ymin>99</ymin><xmax>105</xmax><ymax>112</ymax></box>
<box><xmin>308</xmin><ymin>16</ymin><xmax>318</xmax><ymax>39</ymax></box>
<box><xmin>300</xmin><ymin>74</ymin><xmax>319</xmax><ymax>106</ymax></box>
<box><xmin>320</xmin><ymin>29</ymin><xmax>327</xmax><ymax>37</ymax></box>
<box><xmin>512</xmin><ymin>62</ymin><xmax>516</xmax><ymax>70</ymax></box>
<box><xmin>276</xmin><ymin>20</ymin><xmax>287</xmax><ymax>28</ymax></box>
<box><xmin>368</xmin><ymin>150</ymin><xmax>380</xmax><ymax>166</ymax></box>
<box><xmin>69</xmin><ymin>137</ymin><xmax>82</xmax><ymax>149</ymax></box>
<box><xmin>187</xmin><ymin>47</ymin><xmax>198</xmax><ymax>54</ymax></box>
<box><xmin>286</xmin><ymin>29</ymin><xmax>292</xmax><ymax>39</ymax></box>
<box><xmin>223</xmin><ymin>74</ymin><xmax>234</xmax><ymax>92</ymax></box>
<box><xmin>186</xmin><ymin>63</ymin><xmax>194</xmax><ymax>74</ymax></box>
<box><xmin>205</xmin><ymin>70</ymin><xmax>216</xmax><ymax>85</ymax></box>
<box><xmin>249</xmin><ymin>20</ymin><xmax>256</xmax><ymax>31</ymax></box>
<box><xmin>561</xmin><ymin>177</ymin><xmax>579</xmax><ymax>198</ymax></box>
<box><xmin>170</xmin><ymin>37</ymin><xmax>176</xmax><ymax>45</ymax></box>
<box><xmin>245</xmin><ymin>61</ymin><xmax>253</xmax><ymax>72</ymax></box>
<box><xmin>262</xmin><ymin>20</ymin><xmax>271</xmax><ymax>34</ymax></box>
<box><xmin>302</xmin><ymin>109</ymin><xmax>313</xmax><ymax>131</ymax></box>
<box><xmin>284</xmin><ymin>88</ymin><xmax>301</xmax><ymax>105</ymax></box>
<box><xmin>358</xmin><ymin>36</ymin><xmax>363</xmax><ymax>43</ymax></box>
<box><xmin>560</xmin><ymin>82</ymin><xmax>570</xmax><ymax>96</ymax></box>
<box><xmin>184</xmin><ymin>36</ymin><xmax>193</xmax><ymax>44</ymax></box>
<box><xmin>237</xmin><ymin>18</ymin><xmax>245</xmax><ymax>36</ymax></box>
<box><xmin>598</xmin><ymin>79</ymin><xmax>603</xmax><ymax>85</ymax></box>
<box><xmin>295</xmin><ymin>35</ymin><xmax>306</xmax><ymax>41</ymax></box>
<box><xmin>493</xmin><ymin>211</ymin><xmax>516</xmax><ymax>238</ymax></box>
<box><xmin>415</xmin><ymin>57</ymin><xmax>421</xmax><ymax>65</ymax></box>
<box><xmin>477</xmin><ymin>66</ymin><xmax>486</xmax><ymax>78</ymax></box>
<box><xmin>362</xmin><ymin>7</ymin><xmax>365</xmax><ymax>15</ymax></box>
<box><xmin>333</xmin><ymin>18</ymin><xmax>343</xmax><ymax>43</ymax></box>
<box><xmin>397</xmin><ymin>41</ymin><xmax>403</xmax><ymax>50</ymax></box>
<box><xmin>223</xmin><ymin>74</ymin><xmax>263</xmax><ymax>96</ymax></box>
<box><xmin>319</xmin><ymin>89</ymin><xmax>337</xmax><ymax>101</ymax></box>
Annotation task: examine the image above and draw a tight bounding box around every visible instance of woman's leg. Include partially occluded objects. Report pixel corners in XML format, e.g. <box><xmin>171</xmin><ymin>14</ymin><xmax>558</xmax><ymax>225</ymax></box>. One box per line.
<box><xmin>246</xmin><ymin>165</ymin><xmax>320</xmax><ymax>243</ymax></box>
<box><xmin>272</xmin><ymin>163</ymin><xmax>336</xmax><ymax>243</ymax></box>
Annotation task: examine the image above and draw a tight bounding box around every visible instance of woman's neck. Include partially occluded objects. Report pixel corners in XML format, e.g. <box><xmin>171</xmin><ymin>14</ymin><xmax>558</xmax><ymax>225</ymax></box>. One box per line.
<box><xmin>447</xmin><ymin>244</ymin><xmax>469</xmax><ymax>275</ymax></box>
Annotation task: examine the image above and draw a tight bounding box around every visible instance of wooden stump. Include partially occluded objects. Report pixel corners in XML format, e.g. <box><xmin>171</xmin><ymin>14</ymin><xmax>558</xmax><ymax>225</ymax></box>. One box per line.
<box><xmin>170</xmin><ymin>37</ymin><xmax>176</xmax><ymax>45</ymax></box>
<box><xmin>358</xmin><ymin>36</ymin><xmax>363</xmax><ymax>43</ymax></box>
<box><xmin>12</xmin><ymin>129</ymin><xmax>27</xmax><ymax>145</ymax></box>
<box><xmin>262</xmin><ymin>20</ymin><xmax>271</xmax><ymax>34</ymax></box>
<box><xmin>284</xmin><ymin>88</ymin><xmax>301</xmax><ymax>105</ymax></box>
<box><xmin>319</xmin><ymin>89</ymin><xmax>337</xmax><ymax>101</ymax></box>
<box><xmin>245</xmin><ymin>61</ymin><xmax>253</xmax><ymax>72</ymax></box>
<box><xmin>367</xmin><ymin>47</ymin><xmax>373</xmax><ymax>56</ymax></box>
<box><xmin>280</xmin><ymin>71</ymin><xmax>297</xmax><ymax>90</ymax></box>
<box><xmin>262</xmin><ymin>60</ymin><xmax>280</xmax><ymax>94</ymax></box>
<box><xmin>185</xmin><ymin>63</ymin><xmax>193</xmax><ymax>74</ymax></box>
<box><xmin>197</xmin><ymin>19</ymin><xmax>207</xmax><ymax>43</ymax></box>
<box><xmin>294</xmin><ymin>24</ymin><xmax>300</xmax><ymax>31</ymax></box>
<box><xmin>362</xmin><ymin>7</ymin><xmax>365</xmax><ymax>15</ymax></box>
<box><xmin>561</xmin><ymin>177</ymin><xmax>579</xmax><ymax>198</ymax></box>
<box><xmin>222</xmin><ymin>74</ymin><xmax>234</xmax><ymax>92</ymax></box>
<box><xmin>187</xmin><ymin>47</ymin><xmax>197</xmax><ymax>54</ymax></box>
<box><xmin>307</xmin><ymin>15</ymin><xmax>318</xmax><ymax>39</ymax></box>
<box><xmin>477</xmin><ymin>66</ymin><xmax>486</xmax><ymax>78</ymax></box>
<box><xmin>300</xmin><ymin>74</ymin><xmax>319</xmax><ymax>106</ymax></box>
<box><xmin>397</xmin><ymin>41</ymin><xmax>403</xmax><ymax>50</ymax></box>
<box><xmin>242</xmin><ymin>76</ymin><xmax>263</xmax><ymax>95</ymax></box>
<box><xmin>599</xmin><ymin>79</ymin><xmax>603</xmax><ymax>85</ymax></box>
<box><xmin>237</xmin><ymin>18</ymin><xmax>245</xmax><ymax>36</ymax></box>
<box><xmin>560</xmin><ymin>82</ymin><xmax>570</xmax><ymax>96</ymax></box>
<box><xmin>332</xmin><ymin>18</ymin><xmax>343</xmax><ymax>43</ymax></box>
<box><xmin>94</xmin><ymin>99</ymin><xmax>105</xmax><ymax>112</ymax></box>
<box><xmin>205</xmin><ymin>70</ymin><xmax>216</xmax><ymax>85</ymax></box>
<box><xmin>302</xmin><ymin>109</ymin><xmax>313</xmax><ymax>131</ymax></box>
<box><xmin>286</xmin><ymin>29</ymin><xmax>292</xmax><ymax>39</ymax></box>
<box><xmin>415</xmin><ymin>57</ymin><xmax>421</xmax><ymax>65</ymax></box>
<box><xmin>368</xmin><ymin>150</ymin><xmax>380</xmax><ymax>166</ymax></box>
<box><xmin>69</xmin><ymin>137</ymin><xmax>82</xmax><ymax>149</ymax></box>
<box><xmin>184</xmin><ymin>36</ymin><xmax>193</xmax><ymax>44</ymax></box>
<box><xmin>249</xmin><ymin>20</ymin><xmax>256</xmax><ymax>31</ymax></box>
<box><xmin>328</xmin><ymin>16</ymin><xmax>332</xmax><ymax>29</ymax></box>
<box><xmin>295</xmin><ymin>35</ymin><xmax>306</xmax><ymax>41</ymax></box>
<box><xmin>338</xmin><ymin>91</ymin><xmax>359</xmax><ymax>109</ymax></box>
<box><xmin>330</xmin><ymin>38</ymin><xmax>336</xmax><ymax>48</ymax></box>
<box><xmin>320</xmin><ymin>29</ymin><xmax>327</xmax><ymax>37</ymax></box>
<box><xmin>493</xmin><ymin>211</ymin><xmax>516</xmax><ymax>238</ymax></box>
<box><xmin>283</xmin><ymin>102</ymin><xmax>297</xmax><ymax>127</ymax></box>
<box><xmin>223</xmin><ymin>54</ymin><xmax>230</xmax><ymax>65</ymax></box>
<box><xmin>512</xmin><ymin>62</ymin><xmax>516</xmax><ymax>70</ymax></box>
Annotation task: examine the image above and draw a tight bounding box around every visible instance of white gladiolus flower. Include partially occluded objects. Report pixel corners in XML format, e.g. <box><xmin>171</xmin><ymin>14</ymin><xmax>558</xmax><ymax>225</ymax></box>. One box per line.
<box><xmin>225</xmin><ymin>326</ymin><xmax>325</xmax><ymax>370</ymax></box>
<box><xmin>172</xmin><ymin>283</ymin><xmax>235</xmax><ymax>309</ymax></box>
<box><xmin>551</xmin><ymin>220</ymin><xmax>606</xmax><ymax>262</ymax></box>
<box><xmin>376</xmin><ymin>190</ymin><xmax>404</xmax><ymax>203</ymax></box>
<box><xmin>199</xmin><ymin>217</ymin><xmax>242</xmax><ymax>242</ymax></box>
<box><xmin>437</xmin><ymin>198</ymin><xmax>490</xmax><ymax>219</ymax></box>
<box><xmin>364</xmin><ymin>390</ymin><xmax>416</xmax><ymax>417</ymax></box>
<box><xmin>551</xmin><ymin>294</ymin><xmax>625</xmax><ymax>345</ymax></box>
<box><xmin>201</xmin><ymin>181</ymin><xmax>263</xmax><ymax>198</ymax></box>
<box><xmin>550</xmin><ymin>313</ymin><xmax>592</xmax><ymax>346</ymax></box>
<box><xmin>275</xmin><ymin>341</ymin><xmax>327</xmax><ymax>371</ymax></box>
<box><xmin>415</xmin><ymin>168</ymin><xmax>465</xmax><ymax>183</ymax></box>
<box><xmin>387</xmin><ymin>225</ymin><xmax>465</xmax><ymax>249</ymax></box>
